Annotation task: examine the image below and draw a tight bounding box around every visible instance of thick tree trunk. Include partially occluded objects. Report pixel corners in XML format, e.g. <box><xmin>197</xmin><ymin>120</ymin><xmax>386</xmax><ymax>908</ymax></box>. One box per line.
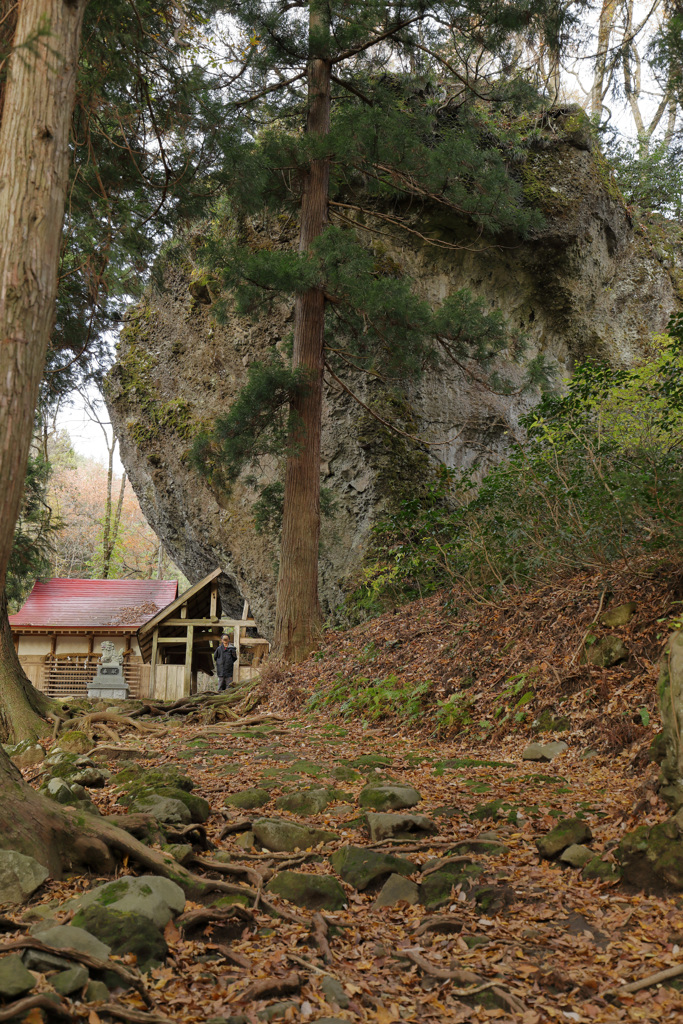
<box><xmin>0</xmin><ymin>590</ymin><xmax>52</xmax><ymax>743</ymax></box>
<box><xmin>0</xmin><ymin>0</ymin><xmax>87</xmax><ymax>591</ymax></box>
<box><xmin>273</xmin><ymin>3</ymin><xmax>330</xmax><ymax>663</ymax></box>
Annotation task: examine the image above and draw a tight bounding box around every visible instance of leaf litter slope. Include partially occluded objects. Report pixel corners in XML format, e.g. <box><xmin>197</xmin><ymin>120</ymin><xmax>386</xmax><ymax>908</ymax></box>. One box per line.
<box><xmin>1</xmin><ymin>709</ymin><xmax>681</xmax><ymax>1019</ymax></box>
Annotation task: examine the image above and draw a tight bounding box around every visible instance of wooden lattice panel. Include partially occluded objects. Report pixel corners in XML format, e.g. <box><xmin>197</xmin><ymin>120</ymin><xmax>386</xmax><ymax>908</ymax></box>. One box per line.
<box><xmin>44</xmin><ymin>656</ymin><xmax>143</xmax><ymax>699</ymax></box>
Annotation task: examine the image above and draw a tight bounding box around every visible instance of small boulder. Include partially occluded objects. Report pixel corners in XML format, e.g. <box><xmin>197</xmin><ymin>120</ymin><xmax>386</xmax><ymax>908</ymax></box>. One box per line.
<box><xmin>26</xmin><ymin>925</ymin><xmax>111</xmax><ymax>973</ymax></box>
<box><xmin>599</xmin><ymin>602</ymin><xmax>637</xmax><ymax>627</ymax></box>
<box><xmin>85</xmin><ymin>980</ymin><xmax>110</xmax><ymax>1002</ymax></box>
<box><xmin>266</xmin><ymin>871</ymin><xmax>346</xmax><ymax>911</ymax></box>
<box><xmin>0</xmin><ymin>954</ymin><xmax>36</xmax><ymax>998</ymax></box>
<box><xmin>0</xmin><ymin>850</ymin><xmax>49</xmax><ymax>904</ymax></box>
<box><xmin>364</xmin><ymin>812</ymin><xmax>438</xmax><ymax>842</ymax></box>
<box><xmin>224</xmin><ymin>788</ymin><xmax>270</xmax><ymax>810</ymax></box>
<box><xmin>275</xmin><ymin>788</ymin><xmax>331</xmax><ymax>815</ymax></box>
<box><xmin>252</xmin><ymin>818</ymin><xmax>338</xmax><ymax>853</ymax></box>
<box><xmin>130</xmin><ymin>793</ymin><xmax>192</xmax><ymax>825</ymax></box>
<box><xmin>581</xmin><ymin>856</ymin><xmax>621</xmax><ymax>882</ymax></box>
<box><xmin>57</xmin><ymin>730</ymin><xmax>91</xmax><ymax>754</ymax></box>
<box><xmin>419</xmin><ymin>859</ymin><xmax>482</xmax><ymax>909</ymax></box>
<box><xmin>329</xmin><ymin>846</ymin><xmax>415</xmax><ymax>891</ymax></box>
<box><xmin>560</xmin><ymin>844</ymin><xmax>594</xmax><ymax>868</ymax></box>
<box><xmin>536</xmin><ymin>818</ymin><xmax>592</xmax><ymax>859</ymax></box>
<box><xmin>321</xmin><ymin>975</ymin><xmax>349</xmax><ymax>1008</ymax></box>
<box><xmin>522</xmin><ymin>741</ymin><xmax>568</xmax><ymax>762</ymax></box>
<box><xmin>52</xmin><ymin>965</ymin><xmax>89</xmax><ymax>996</ymax></box>
<box><xmin>617</xmin><ymin>815</ymin><xmax>683</xmax><ymax>892</ymax></box>
<box><xmin>46</xmin><ymin>777</ymin><xmax>73</xmax><ymax>804</ymax></box>
<box><xmin>373</xmin><ymin>873</ymin><xmax>419</xmax><ymax>908</ymax></box>
<box><xmin>161</xmin><ymin>843</ymin><xmax>194</xmax><ymax>865</ymax></box>
<box><xmin>91</xmin><ymin>746</ymin><xmax>150</xmax><ymax>761</ymax></box>
<box><xmin>359</xmin><ymin>784</ymin><xmax>421</xmax><ymax>811</ymax></box>
<box><xmin>582</xmin><ymin>636</ymin><xmax>629</xmax><ymax>668</ymax></box>
<box><xmin>64</xmin><ymin>874</ymin><xmax>185</xmax><ymax>928</ymax></box>
<box><xmin>71</xmin><ymin>904</ymin><xmax>168</xmax><ymax>971</ymax></box>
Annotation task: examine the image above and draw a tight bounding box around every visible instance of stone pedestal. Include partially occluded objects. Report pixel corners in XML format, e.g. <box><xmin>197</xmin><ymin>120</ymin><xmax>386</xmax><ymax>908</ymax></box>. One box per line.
<box><xmin>88</xmin><ymin>643</ymin><xmax>129</xmax><ymax>700</ymax></box>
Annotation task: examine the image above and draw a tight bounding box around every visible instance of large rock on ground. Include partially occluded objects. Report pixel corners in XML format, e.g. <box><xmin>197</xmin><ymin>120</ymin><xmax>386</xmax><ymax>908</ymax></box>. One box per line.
<box><xmin>64</xmin><ymin>875</ymin><xmax>185</xmax><ymax>928</ymax></box>
<box><xmin>655</xmin><ymin>631</ymin><xmax>683</xmax><ymax>810</ymax></box>
<box><xmin>364</xmin><ymin>812</ymin><xmax>438</xmax><ymax>842</ymax></box>
<box><xmin>419</xmin><ymin>859</ymin><xmax>483</xmax><ymax>909</ymax></box>
<box><xmin>2</xmin><ymin>740</ymin><xmax>45</xmax><ymax>769</ymax></box>
<box><xmin>617</xmin><ymin>810</ymin><xmax>683</xmax><ymax>892</ymax></box>
<box><xmin>72</xmin><ymin>904</ymin><xmax>168</xmax><ymax>971</ymax></box>
<box><xmin>25</xmin><ymin>925</ymin><xmax>111</xmax><ymax>972</ymax></box>
<box><xmin>359</xmin><ymin>784</ymin><xmax>421</xmax><ymax>811</ymax></box>
<box><xmin>106</xmin><ymin>111</ymin><xmax>682</xmax><ymax>634</ymax></box>
<box><xmin>265</xmin><ymin>871</ymin><xmax>347</xmax><ymax>911</ymax></box>
<box><xmin>0</xmin><ymin>851</ymin><xmax>49</xmax><ymax>905</ymax></box>
<box><xmin>224</xmin><ymin>787</ymin><xmax>271</xmax><ymax>809</ymax></box>
<box><xmin>522</xmin><ymin>741</ymin><xmax>568</xmax><ymax>762</ymax></box>
<box><xmin>330</xmin><ymin>846</ymin><xmax>415</xmax><ymax>891</ymax></box>
<box><xmin>129</xmin><ymin>793</ymin><xmax>192</xmax><ymax>825</ymax></box>
<box><xmin>373</xmin><ymin>873</ymin><xmax>420</xmax><ymax>908</ymax></box>
<box><xmin>252</xmin><ymin>819</ymin><xmax>338</xmax><ymax>853</ymax></box>
<box><xmin>0</xmin><ymin>954</ymin><xmax>36</xmax><ymax>998</ymax></box>
<box><xmin>275</xmin><ymin>788</ymin><xmax>334</xmax><ymax>815</ymax></box>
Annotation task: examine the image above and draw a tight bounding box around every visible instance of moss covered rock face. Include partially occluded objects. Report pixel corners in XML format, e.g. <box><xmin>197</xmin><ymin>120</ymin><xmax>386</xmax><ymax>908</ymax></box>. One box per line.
<box><xmin>358</xmin><ymin>784</ymin><xmax>421</xmax><ymax>811</ymax></box>
<box><xmin>64</xmin><ymin>875</ymin><xmax>185</xmax><ymax>928</ymax></box>
<box><xmin>617</xmin><ymin>812</ymin><xmax>683</xmax><ymax>892</ymax></box>
<box><xmin>105</xmin><ymin>109</ymin><xmax>682</xmax><ymax>634</ymax></box>
<box><xmin>330</xmin><ymin>846</ymin><xmax>415</xmax><ymax>891</ymax></box>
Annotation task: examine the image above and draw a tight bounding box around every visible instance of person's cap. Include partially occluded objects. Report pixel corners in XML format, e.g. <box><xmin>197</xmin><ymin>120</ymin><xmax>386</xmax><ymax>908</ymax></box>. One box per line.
<box><xmin>221</xmin><ymin>633</ymin><xmax>230</xmax><ymax>639</ymax></box>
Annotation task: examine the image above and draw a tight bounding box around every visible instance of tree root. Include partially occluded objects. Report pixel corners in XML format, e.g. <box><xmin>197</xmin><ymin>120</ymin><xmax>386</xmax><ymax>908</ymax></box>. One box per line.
<box><xmin>98</xmin><ymin>1006</ymin><xmax>174</xmax><ymax>1024</ymax></box>
<box><xmin>398</xmin><ymin>948</ymin><xmax>482</xmax><ymax>985</ymax></box>
<box><xmin>0</xmin><ymin>938</ymin><xmax>152</xmax><ymax>1006</ymax></box>
<box><xmin>0</xmin><ymin>994</ymin><xmax>73</xmax><ymax>1021</ymax></box>
<box><xmin>240</xmin><ymin>972</ymin><xmax>301</xmax><ymax>1003</ymax></box>
<box><xmin>414</xmin><ymin>914</ymin><xmax>463</xmax><ymax>936</ymax></box>
<box><xmin>190</xmin><ymin>853</ymin><xmax>268</xmax><ymax>888</ymax></box>
<box><xmin>176</xmin><ymin>906</ymin><xmax>255</xmax><ymax>934</ymax></box>
<box><xmin>604</xmin><ymin>961</ymin><xmax>683</xmax><ymax>996</ymax></box>
<box><xmin>74</xmin><ymin>712</ymin><xmax>168</xmax><ymax>736</ymax></box>
<box><xmin>312</xmin><ymin>912</ymin><xmax>333</xmax><ymax>963</ymax></box>
<box><xmin>420</xmin><ymin>855</ymin><xmax>474</xmax><ymax>878</ymax></box>
<box><xmin>0</xmin><ymin>915</ymin><xmax>28</xmax><ymax>932</ymax></box>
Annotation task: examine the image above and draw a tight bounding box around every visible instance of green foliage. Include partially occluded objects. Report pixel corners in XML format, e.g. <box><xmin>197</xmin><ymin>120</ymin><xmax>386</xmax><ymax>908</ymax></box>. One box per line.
<box><xmin>7</xmin><ymin>453</ymin><xmax>61</xmax><ymax>611</ymax></box>
<box><xmin>605</xmin><ymin>136</ymin><xmax>683</xmax><ymax>218</ymax></box>
<box><xmin>358</xmin><ymin>312</ymin><xmax>683</xmax><ymax>604</ymax></box>
<box><xmin>190</xmin><ymin>354</ymin><xmax>312</xmax><ymax>488</ymax></box>
<box><xmin>307</xmin><ymin>672</ymin><xmax>431</xmax><ymax>725</ymax></box>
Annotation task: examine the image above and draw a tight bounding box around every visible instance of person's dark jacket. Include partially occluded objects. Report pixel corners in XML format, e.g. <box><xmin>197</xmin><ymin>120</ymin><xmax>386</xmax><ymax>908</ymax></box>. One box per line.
<box><xmin>215</xmin><ymin>643</ymin><xmax>237</xmax><ymax>679</ymax></box>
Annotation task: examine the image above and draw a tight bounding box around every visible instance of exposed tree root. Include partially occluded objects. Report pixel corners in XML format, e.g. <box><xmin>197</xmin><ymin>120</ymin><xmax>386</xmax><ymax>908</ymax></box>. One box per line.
<box><xmin>190</xmin><ymin>853</ymin><xmax>268</xmax><ymax>888</ymax></box>
<box><xmin>0</xmin><ymin>994</ymin><xmax>73</xmax><ymax>1021</ymax></box>
<box><xmin>312</xmin><ymin>912</ymin><xmax>333</xmax><ymax>963</ymax></box>
<box><xmin>414</xmin><ymin>914</ymin><xmax>463</xmax><ymax>936</ymax></box>
<box><xmin>240</xmin><ymin>972</ymin><xmax>301</xmax><ymax>1003</ymax></box>
<box><xmin>604</xmin><ymin>961</ymin><xmax>683</xmax><ymax>996</ymax></box>
<box><xmin>97</xmin><ymin>1006</ymin><xmax>174</xmax><ymax>1024</ymax></box>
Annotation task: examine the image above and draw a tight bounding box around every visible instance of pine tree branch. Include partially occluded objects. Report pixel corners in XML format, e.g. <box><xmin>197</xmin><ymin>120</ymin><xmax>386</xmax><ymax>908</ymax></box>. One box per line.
<box><xmin>332</xmin><ymin>16</ymin><xmax>422</xmax><ymax>64</ymax></box>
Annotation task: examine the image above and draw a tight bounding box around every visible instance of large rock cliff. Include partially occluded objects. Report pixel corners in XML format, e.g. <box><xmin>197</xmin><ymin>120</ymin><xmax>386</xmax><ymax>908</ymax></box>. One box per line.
<box><xmin>106</xmin><ymin>113</ymin><xmax>682</xmax><ymax>636</ymax></box>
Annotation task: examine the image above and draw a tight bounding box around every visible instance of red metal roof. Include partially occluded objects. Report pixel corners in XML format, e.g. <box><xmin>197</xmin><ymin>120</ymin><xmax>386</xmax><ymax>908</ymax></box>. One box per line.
<box><xmin>9</xmin><ymin>578</ymin><xmax>179</xmax><ymax>630</ymax></box>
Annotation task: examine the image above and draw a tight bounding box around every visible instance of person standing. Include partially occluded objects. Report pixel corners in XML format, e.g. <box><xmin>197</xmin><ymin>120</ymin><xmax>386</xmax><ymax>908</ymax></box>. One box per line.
<box><xmin>214</xmin><ymin>633</ymin><xmax>237</xmax><ymax>691</ymax></box>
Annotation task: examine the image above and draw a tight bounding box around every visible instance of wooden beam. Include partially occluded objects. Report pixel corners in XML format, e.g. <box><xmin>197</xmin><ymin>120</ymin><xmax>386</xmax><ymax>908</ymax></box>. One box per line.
<box><xmin>184</xmin><ymin>625</ymin><xmax>194</xmax><ymax>698</ymax></box>
<box><xmin>156</xmin><ymin>637</ymin><xmax>190</xmax><ymax>644</ymax></box>
<box><xmin>150</xmin><ymin>628</ymin><xmax>159</xmax><ymax>693</ymax></box>
<box><xmin>162</xmin><ymin>617</ymin><xmax>256</xmax><ymax>628</ymax></box>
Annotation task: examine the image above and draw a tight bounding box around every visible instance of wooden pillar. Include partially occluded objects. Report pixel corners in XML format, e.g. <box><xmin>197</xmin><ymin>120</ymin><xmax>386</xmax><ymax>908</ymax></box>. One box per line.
<box><xmin>210</xmin><ymin>583</ymin><xmax>218</xmax><ymax>619</ymax></box>
<box><xmin>184</xmin><ymin>624</ymin><xmax>194</xmax><ymax>697</ymax></box>
<box><xmin>150</xmin><ymin>628</ymin><xmax>159</xmax><ymax>696</ymax></box>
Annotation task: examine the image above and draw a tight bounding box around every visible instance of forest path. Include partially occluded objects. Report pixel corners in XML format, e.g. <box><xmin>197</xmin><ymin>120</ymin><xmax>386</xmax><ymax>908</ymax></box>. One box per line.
<box><xmin>4</xmin><ymin>706</ymin><xmax>682</xmax><ymax>1024</ymax></box>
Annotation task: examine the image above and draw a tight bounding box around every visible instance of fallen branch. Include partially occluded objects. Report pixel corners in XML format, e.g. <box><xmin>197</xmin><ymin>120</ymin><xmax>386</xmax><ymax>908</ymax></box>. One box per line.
<box><xmin>213</xmin><ymin>944</ymin><xmax>253</xmax><ymax>969</ymax></box>
<box><xmin>604</xmin><ymin>962</ymin><xmax>683</xmax><ymax>996</ymax></box>
<box><xmin>0</xmin><ymin>938</ymin><xmax>152</xmax><ymax>1006</ymax></box>
<box><xmin>399</xmin><ymin>948</ymin><xmax>483</xmax><ymax>985</ymax></box>
<box><xmin>287</xmin><ymin>952</ymin><xmax>330</xmax><ymax>975</ymax></box>
<box><xmin>0</xmin><ymin>994</ymin><xmax>73</xmax><ymax>1021</ymax></box>
<box><xmin>240</xmin><ymin>972</ymin><xmax>301</xmax><ymax>1002</ymax></box>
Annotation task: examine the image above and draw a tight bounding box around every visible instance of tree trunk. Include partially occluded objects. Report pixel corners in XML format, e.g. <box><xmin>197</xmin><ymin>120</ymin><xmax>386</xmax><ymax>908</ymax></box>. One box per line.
<box><xmin>0</xmin><ymin>0</ymin><xmax>87</xmax><ymax>592</ymax></box>
<box><xmin>0</xmin><ymin>590</ymin><xmax>52</xmax><ymax>743</ymax></box>
<box><xmin>273</xmin><ymin>2</ymin><xmax>330</xmax><ymax>663</ymax></box>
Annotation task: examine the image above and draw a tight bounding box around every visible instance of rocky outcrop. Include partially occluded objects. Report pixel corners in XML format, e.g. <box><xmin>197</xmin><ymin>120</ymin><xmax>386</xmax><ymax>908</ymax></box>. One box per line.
<box><xmin>106</xmin><ymin>111</ymin><xmax>682</xmax><ymax>635</ymax></box>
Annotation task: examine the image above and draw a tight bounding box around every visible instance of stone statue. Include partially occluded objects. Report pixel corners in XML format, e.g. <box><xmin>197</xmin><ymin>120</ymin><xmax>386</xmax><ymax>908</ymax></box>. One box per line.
<box><xmin>100</xmin><ymin>641</ymin><xmax>124</xmax><ymax>666</ymax></box>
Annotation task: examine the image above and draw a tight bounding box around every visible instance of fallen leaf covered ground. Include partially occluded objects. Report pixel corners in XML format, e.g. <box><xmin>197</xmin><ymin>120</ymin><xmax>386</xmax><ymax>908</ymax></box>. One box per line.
<box><xmin>3</xmin><ymin>561</ymin><xmax>683</xmax><ymax>1024</ymax></box>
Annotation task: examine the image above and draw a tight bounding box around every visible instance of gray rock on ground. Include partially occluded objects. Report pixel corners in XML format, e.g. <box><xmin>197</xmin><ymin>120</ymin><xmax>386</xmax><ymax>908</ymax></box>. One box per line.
<box><xmin>52</xmin><ymin>965</ymin><xmax>89</xmax><ymax>995</ymax></box>
<box><xmin>252</xmin><ymin>818</ymin><xmax>338</xmax><ymax>853</ymax></box>
<box><xmin>522</xmin><ymin>741</ymin><xmax>568</xmax><ymax>762</ymax></box>
<box><xmin>560</xmin><ymin>844</ymin><xmax>594</xmax><ymax>868</ymax></box>
<box><xmin>364</xmin><ymin>812</ymin><xmax>438</xmax><ymax>842</ymax></box>
<box><xmin>0</xmin><ymin>850</ymin><xmax>49</xmax><ymax>905</ymax></box>
<box><xmin>321</xmin><ymin>975</ymin><xmax>350</xmax><ymax>1008</ymax></box>
<box><xmin>599</xmin><ymin>602</ymin><xmax>637</xmax><ymax>627</ymax></box>
<box><xmin>536</xmin><ymin>818</ymin><xmax>593</xmax><ymax>859</ymax></box>
<box><xmin>275</xmin><ymin>787</ymin><xmax>332</xmax><ymax>815</ymax></box>
<box><xmin>24</xmin><ymin>925</ymin><xmax>111</xmax><ymax>973</ymax></box>
<box><xmin>2</xmin><ymin>740</ymin><xmax>45</xmax><ymax>768</ymax></box>
<box><xmin>359</xmin><ymin>784</ymin><xmax>421</xmax><ymax>811</ymax></box>
<box><xmin>329</xmin><ymin>846</ymin><xmax>415</xmax><ymax>891</ymax></box>
<box><xmin>582</xmin><ymin>636</ymin><xmax>629</xmax><ymax>668</ymax></box>
<box><xmin>64</xmin><ymin>874</ymin><xmax>185</xmax><ymax>928</ymax></box>
<box><xmin>130</xmin><ymin>793</ymin><xmax>192</xmax><ymax>825</ymax></box>
<box><xmin>0</xmin><ymin>954</ymin><xmax>36</xmax><ymax>998</ymax></box>
<box><xmin>373</xmin><ymin>873</ymin><xmax>420</xmax><ymax>908</ymax></box>
<box><xmin>224</xmin><ymin>787</ymin><xmax>271</xmax><ymax>809</ymax></box>
<box><xmin>265</xmin><ymin>870</ymin><xmax>347</xmax><ymax>911</ymax></box>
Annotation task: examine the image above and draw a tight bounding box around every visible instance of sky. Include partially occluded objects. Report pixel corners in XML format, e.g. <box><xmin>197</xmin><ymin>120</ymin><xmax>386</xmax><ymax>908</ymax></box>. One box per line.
<box><xmin>56</xmin><ymin>388</ymin><xmax>125</xmax><ymax>476</ymax></box>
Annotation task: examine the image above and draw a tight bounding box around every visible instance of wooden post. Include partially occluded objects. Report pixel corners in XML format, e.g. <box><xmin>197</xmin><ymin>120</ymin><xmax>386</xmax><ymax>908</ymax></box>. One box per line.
<box><xmin>180</xmin><ymin>601</ymin><xmax>187</xmax><ymax>619</ymax></box>
<box><xmin>184</xmin><ymin>624</ymin><xmax>194</xmax><ymax>697</ymax></box>
<box><xmin>210</xmin><ymin>583</ymin><xmax>218</xmax><ymax>619</ymax></box>
<box><xmin>150</xmin><ymin>628</ymin><xmax>159</xmax><ymax>697</ymax></box>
